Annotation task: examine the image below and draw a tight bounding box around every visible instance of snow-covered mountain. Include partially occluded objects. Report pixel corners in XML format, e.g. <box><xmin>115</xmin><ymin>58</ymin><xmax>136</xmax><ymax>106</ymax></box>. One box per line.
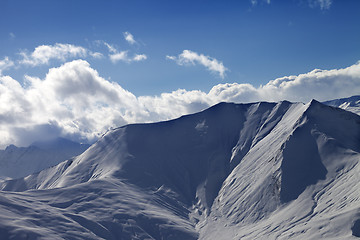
<box><xmin>0</xmin><ymin>100</ymin><xmax>359</xmax><ymax>239</ymax></box>
<box><xmin>323</xmin><ymin>95</ymin><xmax>360</xmax><ymax>115</ymax></box>
<box><xmin>0</xmin><ymin>137</ymin><xmax>90</xmax><ymax>180</ymax></box>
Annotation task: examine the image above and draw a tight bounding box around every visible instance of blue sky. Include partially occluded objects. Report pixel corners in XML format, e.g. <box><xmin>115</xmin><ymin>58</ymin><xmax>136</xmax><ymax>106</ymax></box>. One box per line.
<box><xmin>1</xmin><ymin>0</ymin><xmax>359</xmax><ymax>95</ymax></box>
<box><xmin>0</xmin><ymin>0</ymin><xmax>360</xmax><ymax>147</ymax></box>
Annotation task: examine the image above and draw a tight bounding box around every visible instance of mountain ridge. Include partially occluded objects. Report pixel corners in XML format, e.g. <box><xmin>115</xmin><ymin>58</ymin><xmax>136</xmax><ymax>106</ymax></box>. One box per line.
<box><xmin>0</xmin><ymin>99</ymin><xmax>359</xmax><ymax>239</ymax></box>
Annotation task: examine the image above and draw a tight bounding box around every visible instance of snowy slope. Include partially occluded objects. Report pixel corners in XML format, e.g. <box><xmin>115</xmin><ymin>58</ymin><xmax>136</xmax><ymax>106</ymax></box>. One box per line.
<box><xmin>0</xmin><ymin>100</ymin><xmax>359</xmax><ymax>239</ymax></box>
<box><xmin>0</xmin><ymin>137</ymin><xmax>90</xmax><ymax>180</ymax></box>
<box><xmin>201</xmin><ymin>100</ymin><xmax>360</xmax><ymax>239</ymax></box>
<box><xmin>324</xmin><ymin>95</ymin><xmax>360</xmax><ymax>115</ymax></box>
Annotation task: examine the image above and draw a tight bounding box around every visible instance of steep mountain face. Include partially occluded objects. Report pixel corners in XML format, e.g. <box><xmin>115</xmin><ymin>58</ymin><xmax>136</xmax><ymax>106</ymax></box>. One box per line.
<box><xmin>0</xmin><ymin>137</ymin><xmax>90</xmax><ymax>180</ymax></box>
<box><xmin>324</xmin><ymin>95</ymin><xmax>360</xmax><ymax>115</ymax></box>
<box><xmin>0</xmin><ymin>100</ymin><xmax>359</xmax><ymax>239</ymax></box>
<box><xmin>203</xmin><ymin>100</ymin><xmax>360</xmax><ymax>239</ymax></box>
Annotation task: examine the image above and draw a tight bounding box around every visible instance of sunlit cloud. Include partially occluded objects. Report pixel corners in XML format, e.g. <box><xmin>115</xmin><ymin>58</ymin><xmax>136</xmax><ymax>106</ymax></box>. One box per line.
<box><xmin>133</xmin><ymin>54</ymin><xmax>147</xmax><ymax>61</ymax></box>
<box><xmin>103</xmin><ymin>41</ymin><xmax>147</xmax><ymax>63</ymax></box>
<box><xmin>167</xmin><ymin>50</ymin><xmax>228</xmax><ymax>79</ymax></box>
<box><xmin>19</xmin><ymin>43</ymin><xmax>100</xmax><ymax>66</ymax></box>
<box><xmin>123</xmin><ymin>32</ymin><xmax>137</xmax><ymax>45</ymax></box>
<box><xmin>109</xmin><ymin>51</ymin><xmax>129</xmax><ymax>63</ymax></box>
<box><xmin>0</xmin><ymin>60</ymin><xmax>359</xmax><ymax>148</ymax></box>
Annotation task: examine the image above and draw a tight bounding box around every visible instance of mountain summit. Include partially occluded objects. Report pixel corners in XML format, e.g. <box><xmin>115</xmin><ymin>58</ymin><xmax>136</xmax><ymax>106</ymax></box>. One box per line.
<box><xmin>0</xmin><ymin>100</ymin><xmax>359</xmax><ymax>239</ymax></box>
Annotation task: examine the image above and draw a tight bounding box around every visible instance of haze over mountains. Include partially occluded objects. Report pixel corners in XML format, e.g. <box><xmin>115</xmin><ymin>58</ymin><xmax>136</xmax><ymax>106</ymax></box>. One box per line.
<box><xmin>0</xmin><ymin>138</ymin><xmax>90</xmax><ymax>180</ymax></box>
<box><xmin>0</xmin><ymin>96</ymin><xmax>359</xmax><ymax>239</ymax></box>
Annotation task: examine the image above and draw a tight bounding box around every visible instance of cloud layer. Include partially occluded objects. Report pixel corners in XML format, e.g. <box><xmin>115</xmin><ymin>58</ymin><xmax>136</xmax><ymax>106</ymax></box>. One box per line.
<box><xmin>0</xmin><ymin>59</ymin><xmax>359</xmax><ymax>148</ymax></box>
<box><xmin>1</xmin><ymin>40</ymin><xmax>147</xmax><ymax>71</ymax></box>
<box><xmin>167</xmin><ymin>50</ymin><xmax>228</xmax><ymax>79</ymax></box>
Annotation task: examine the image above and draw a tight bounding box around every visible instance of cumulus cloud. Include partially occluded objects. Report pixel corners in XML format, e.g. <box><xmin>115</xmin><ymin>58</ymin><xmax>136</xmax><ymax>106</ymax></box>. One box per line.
<box><xmin>167</xmin><ymin>50</ymin><xmax>228</xmax><ymax>79</ymax></box>
<box><xmin>19</xmin><ymin>43</ymin><xmax>100</xmax><ymax>66</ymax></box>
<box><xmin>0</xmin><ymin>57</ymin><xmax>14</xmax><ymax>75</ymax></box>
<box><xmin>1</xmin><ymin>60</ymin><xmax>359</xmax><ymax>148</ymax></box>
<box><xmin>123</xmin><ymin>32</ymin><xmax>137</xmax><ymax>45</ymax></box>
<box><xmin>0</xmin><ymin>60</ymin><xmax>138</xmax><ymax>148</ymax></box>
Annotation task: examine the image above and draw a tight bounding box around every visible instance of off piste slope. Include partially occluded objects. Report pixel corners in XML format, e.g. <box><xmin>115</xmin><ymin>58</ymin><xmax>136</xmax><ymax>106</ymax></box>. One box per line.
<box><xmin>0</xmin><ymin>100</ymin><xmax>359</xmax><ymax>239</ymax></box>
<box><xmin>0</xmin><ymin>137</ymin><xmax>90</xmax><ymax>180</ymax></box>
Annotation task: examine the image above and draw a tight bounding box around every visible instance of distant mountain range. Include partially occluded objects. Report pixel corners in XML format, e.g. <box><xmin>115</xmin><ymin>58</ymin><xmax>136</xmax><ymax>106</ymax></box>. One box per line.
<box><xmin>0</xmin><ymin>96</ymin><xmax>359</xmax><ymax>239</ymax></box>
<box><xmin>323</xmin><ymin>95</ymin><xmax>360</xmax><ymax>115</ymax></box>
<box><xmin>0</xmin><ymin>95</ymin><xmax>358</xmax><ymax>182</ymax></box>
<box><xmin>0</xmin><ymin>137</ymin><xmax>89</xmax><ymax>179</ymax></box>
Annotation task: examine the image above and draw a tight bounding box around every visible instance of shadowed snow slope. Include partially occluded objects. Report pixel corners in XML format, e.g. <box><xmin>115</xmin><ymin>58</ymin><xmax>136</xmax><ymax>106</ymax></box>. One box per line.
<box><xmin>0</xmin><ymin>100</ymin><xmax>360</xmax><ymax>239</ymax></box>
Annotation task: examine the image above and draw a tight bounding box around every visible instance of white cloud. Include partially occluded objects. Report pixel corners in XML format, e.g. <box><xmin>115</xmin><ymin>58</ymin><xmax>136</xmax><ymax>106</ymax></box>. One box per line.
<box><xmin>104</xmin><ymin>42</ymin><xmax>117</xmax><ymax>54</ymax></box>
<box><xmin>166</xmin><ymin>55</ymin><xmax>176</xmax><ymax>61</ymax></box>
<box><xmin>0</xmin><ymin>60</ymin><xmax>138</xmax><ymax>148</ymax></box>
<box><xmin>212</xmin><ymin>63</ymin><xmax>360</xmax><ymax>103</ymax></box>
<box><xmin>19</xmin><ymin>43</ymin><xmax>90</xmax><ymax>66</ymax></box>
<box><xmin>18</xmin><ymin>41</ymin><xmax>147</xmax><ymax>66</ymax></box>
<box><xmin>308</xmin><ymin>0</ymin><xmax>332</xmax><ymax>10</ymax></box>
<box><xmin>104</xmin><ymin>41</ymin><xmax>147</xmax><ymax>63</ymax></box>
<box><xmin>12</xmin><ymin>41</ymin><xmax>145</xmax><ymax>68</ymax></box>
<box><xmin>167</xmin><ymin>50</ymin><xmax>228</xmax><ymax>79</ymax></box>
<box><xmin>133</xmin><ymin>54</ymin><xmax>147</xmax><ymax>61</ymax></box>
<box><xmin>0</xmin><ymin>57</ymin><xmax>14</xmax><ymax>75</ymax></box>
<box><xmin>109</xmin><ymin>51</ymin><xmax>129</xmax><ymax>63</ymax></box>
<box><xmin>124</xmin><ymin>32</ymin><xmax>137</xmax><ymax>45</ymax></box>
<box><xmin>1</xmin><ymin>60</ymin><xmax>359</xmax><ymax>148</ymax></box>
<box><xmin>109</xmin><ymin>51</ymin><xmax>147</xmax><ymax>63</ymax></box>
<box><xmin>89</xmin><ymin>40</ymin><xmax>148</xmax><ymax>63</ymax></box>
<box><xmin>90</xmin><ymin>52</ymin><xmax>104</xmax><ymax>59</ymax></box>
